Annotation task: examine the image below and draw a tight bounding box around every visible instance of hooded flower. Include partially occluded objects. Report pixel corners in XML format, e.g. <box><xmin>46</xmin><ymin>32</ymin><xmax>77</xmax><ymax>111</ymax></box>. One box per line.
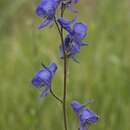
<box><xmin>71</xmin><ymin>100</ymin><xmax>99</xmax><ymax>130</ymax></box>
<box><xmin>59</xmin><ymin>34</ymin><xmax>81</xmax><ymax>62</ymax></box>
<box><xmin>58</xmin><ymin>16</ymin><xmax>77</xmax><ymax>33</ymax></box>
<box><xmin>36</xmin><ymin>0</ymin><xmax>60</xmax><ymax>29</ymax></box>
<box><xmin>58</xmin><ymin>17</ymin><xmax>88</xmax><ymax>62</ymax></box>
<box><xmin>63</xmin><ymin>0</ymin><xmax>80</xmax><ymax>13</ymax></box>
<box><xmin>32</xmin><ymin>63</ymin><xmax>57</xmax><ymax>97</ymax></box>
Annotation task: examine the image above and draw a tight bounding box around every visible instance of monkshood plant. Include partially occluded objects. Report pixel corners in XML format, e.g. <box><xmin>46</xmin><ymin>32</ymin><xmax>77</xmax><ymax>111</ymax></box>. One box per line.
<box><xmin>31</xmin><ymin>0</ymin><xmax>99</xmax><ymax>130</ymax></box>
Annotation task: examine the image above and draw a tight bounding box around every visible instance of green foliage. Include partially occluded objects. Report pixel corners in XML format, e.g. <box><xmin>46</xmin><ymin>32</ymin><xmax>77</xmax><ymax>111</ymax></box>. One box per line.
<box><xmin>0</xmin><ymin>0</ymin><xmax>130</xmax><ymax>130</ymax></box>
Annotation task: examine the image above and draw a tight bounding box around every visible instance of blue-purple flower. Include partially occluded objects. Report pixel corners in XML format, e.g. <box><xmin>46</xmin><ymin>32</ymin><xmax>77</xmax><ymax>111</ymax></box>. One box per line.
<box><xmin>59</xmin><ymin>34</ymin><xmax>81</xmax><ymax>62</ymax></box>
<box><xmin>63</xmin><ymin>0</ymin><xmax>80</xmax><ymax>13</ymax></box>
<box><xmin>71</xmin><ymin>100</ymin><xmax>99</xmax><ymax>130</ymax></box>
<box><xmin>32</xmin><ymin>63</ymin><xmax>57</xmax><ymax>97</ymax></box>
<box><xmin>58</xmin><ymin>16</ymin><xmax>77</xmax><ymax>33</ymax></box>
<box><xmin>58</xmin><ymin>18</ymin><xmax>88</xmax><ymax>62</ymax></box>
<box><xmin>36</xmin><ymin>0</ymin><xmax>60</xmax><ymax>29</ymax></box>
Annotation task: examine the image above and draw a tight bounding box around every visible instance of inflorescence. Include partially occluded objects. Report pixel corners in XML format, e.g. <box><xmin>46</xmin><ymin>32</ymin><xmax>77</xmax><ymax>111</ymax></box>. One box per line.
<box><xmin>31</xmin><ymin>0</ymin><xmax>99</xmax><ymax>130</ymax></box>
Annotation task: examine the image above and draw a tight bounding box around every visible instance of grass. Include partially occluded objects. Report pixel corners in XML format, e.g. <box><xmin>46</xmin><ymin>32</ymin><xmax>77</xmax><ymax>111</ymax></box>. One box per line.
<box><xmin>0</xmin><ymin>0</ymin><xmax>130</xmax><ymax>130</ymax></box>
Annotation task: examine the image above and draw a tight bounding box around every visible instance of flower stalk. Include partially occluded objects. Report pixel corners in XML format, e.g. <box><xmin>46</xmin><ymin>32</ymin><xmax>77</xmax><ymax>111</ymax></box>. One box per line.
<box><xmin>61</xmin><ymin>3</ymin><xmax>68</xmax><ymax>130</ymax></box>
<box><xmin>32</xmin><ymin>0</ymin><xmax>99</xmax><ymax>130</ymax></box>
<box><xmin>50</xmin><ymin>88</ymin><xmax>63</xmax><ymax>103</ymax></box>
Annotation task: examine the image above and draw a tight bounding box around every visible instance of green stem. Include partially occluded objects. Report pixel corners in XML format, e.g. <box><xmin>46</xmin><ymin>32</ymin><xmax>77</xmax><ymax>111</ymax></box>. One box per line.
<box><xmin>54</xmin><ymin>3</ymin><xmax>68</xmax><ymax>130</ymax></box>
<box><xmin>61</xmin><ymin>3</ymin><xmax>68</xmax><ymax>130</ymax></box>
<box><xmin>50</xmin><ymin>88</ymin><xmax>63</xmax><ymax>103</ymax></box>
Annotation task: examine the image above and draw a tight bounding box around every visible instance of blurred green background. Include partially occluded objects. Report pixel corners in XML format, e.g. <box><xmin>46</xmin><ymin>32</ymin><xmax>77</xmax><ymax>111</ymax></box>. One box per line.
<box><xmin>0</xmin><ymin>0</ymin><xmax>130</xmax><ymax>130</ymax></box>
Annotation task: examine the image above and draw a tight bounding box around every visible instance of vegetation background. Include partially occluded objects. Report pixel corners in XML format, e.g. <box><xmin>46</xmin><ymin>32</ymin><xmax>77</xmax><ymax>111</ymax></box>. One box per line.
<box><xmin>0</xmin><ymin>0</ymin><xmax>130</xmax><ymax>130</ymax></box>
